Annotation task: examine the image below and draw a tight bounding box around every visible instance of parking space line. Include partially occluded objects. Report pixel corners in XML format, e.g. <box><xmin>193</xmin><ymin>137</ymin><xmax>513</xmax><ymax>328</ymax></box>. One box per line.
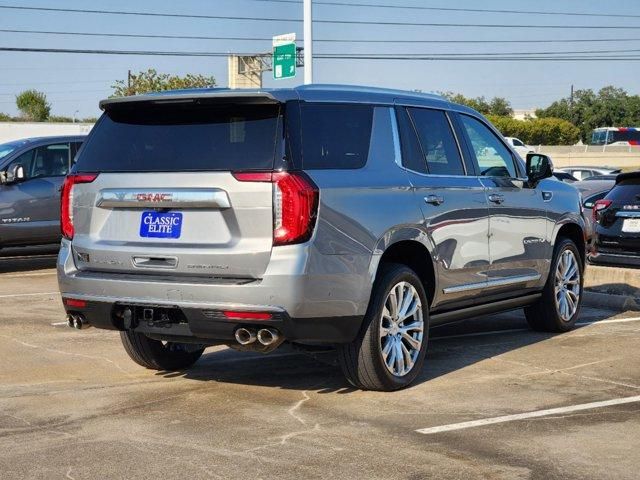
<box><xmin>0</xmin><ymin>292</ymin><xmax>58</xmax><ymax>298</ymax></box>
<box><xmin>577</xmin><ymin>316</ymin><xmax>640</xmax><ymax>326</ymax></box>
<box><xmin>1</xmin><ymin>272</ymin><xmax>57</xmax><ymax>278</ymax></box>
<box><xmin>416</xmin><ymin>395</ymin><xmax>640</xmax><ymax>435</ymax></box>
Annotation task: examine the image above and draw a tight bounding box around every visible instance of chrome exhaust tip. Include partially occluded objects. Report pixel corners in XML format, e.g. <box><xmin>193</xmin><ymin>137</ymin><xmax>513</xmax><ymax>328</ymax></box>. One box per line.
<box><xmin>257</xmin><ymin>328</ymin><xmax>279</xmax><ymax>346</ymax></box>
<box><xmin>66</xmin><ymin>314</ymin><xmax>74</xmax><ymax>328</ymax></box>
<box><xmin>235</xmin><ymin>327</ymin><xmax>257</xmax><ymax>345</ymax></box>
<box><xmin>71</xmin><ymin>314</ymin><xmax>91</xmax><ymax>330</ymax></box>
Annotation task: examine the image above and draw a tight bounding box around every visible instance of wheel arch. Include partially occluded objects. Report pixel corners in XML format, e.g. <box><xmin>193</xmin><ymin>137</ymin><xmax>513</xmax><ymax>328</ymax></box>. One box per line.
<box><xmin>553</xmin><ymin>219</ymin><xmax>586</xmax><ymax>266</ymax></box>
<box><xmin>370</xmin><ymin>230</ymin><xmax>437</xmax><ymax>307</ymax></box>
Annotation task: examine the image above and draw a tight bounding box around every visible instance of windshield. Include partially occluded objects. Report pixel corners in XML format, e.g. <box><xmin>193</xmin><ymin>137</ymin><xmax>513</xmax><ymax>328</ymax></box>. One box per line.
<box><xmin>75</xmin><ymin>103</ymin><xmax>282</xmax><ymax>172</ymax></box>
<box><xmin>0</xmin><ymin>140</ymin><xmax>25</xmax><ymax>160</ymax></box>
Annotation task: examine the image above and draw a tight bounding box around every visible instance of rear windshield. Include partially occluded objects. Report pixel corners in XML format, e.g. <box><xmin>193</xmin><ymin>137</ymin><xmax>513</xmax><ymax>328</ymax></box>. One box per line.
<box><xmin>75</xmin><ymin>103</ymin><xmax>281</xmax><ymax>172</ymax></box>
<box><xmin>606</xmin><ymin>179</ymin><xmax>640</xmax><ymax>203</ymax></box>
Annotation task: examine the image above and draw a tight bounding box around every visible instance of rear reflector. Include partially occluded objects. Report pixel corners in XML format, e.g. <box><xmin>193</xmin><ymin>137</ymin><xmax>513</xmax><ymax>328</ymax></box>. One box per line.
<box><xmin>63</xmin><ymin>298</ymin><xmax>87</xmax><ymax>308</ymax></box>
<box><xmin>222</xmin><ymin>311</ymin><xmax>272</xmax><ymax>320</ymax></box>
<box><xmin>61</xmin><ymin>173</ymin><xmax>98</xmax><ymax>239</ymax></box>
<box><xmin>233</xmin><ymin>171</ymin><xmax>319</xmax><ymax>246</ymax></box>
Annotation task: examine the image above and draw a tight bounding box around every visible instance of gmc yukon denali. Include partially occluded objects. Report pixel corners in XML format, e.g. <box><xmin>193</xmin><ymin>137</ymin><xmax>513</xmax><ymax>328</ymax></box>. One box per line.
<box><xmin>58</xmin><ymin>85</ymin><xmax>586</xmax><ymax>391</ymax></box>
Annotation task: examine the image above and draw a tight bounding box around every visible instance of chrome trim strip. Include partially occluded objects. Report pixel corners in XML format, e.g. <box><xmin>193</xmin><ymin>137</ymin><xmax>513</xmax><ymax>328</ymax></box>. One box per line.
<box><xmin>96</xmin><ymin>189</ymin><xmax>231</xmax><ymax>209</ymax></box>
<box><xmin>389</xmin><ymin>107</ymin><xmax>403</xmax><ymax>168</ymax></box>
<box><xmin>617</xmin><ymin>211</ymin><xmax>640</xmax><ymax>218</ymax></box>
<box><xmin>443</xmin><ymin>273</ymin><xmax>542</xmax><ymax>294</ymax></box>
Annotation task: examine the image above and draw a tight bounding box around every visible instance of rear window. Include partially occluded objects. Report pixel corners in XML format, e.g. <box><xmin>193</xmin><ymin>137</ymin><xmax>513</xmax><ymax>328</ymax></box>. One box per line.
<box><xmin>75</xmin><ymin>103</ymin><xmax>281</xmax><ymax>172</ymax></box>
<box><xmin>607</xmin><ymin>179</ymin><xmax>640</xmax><ymax>203</ymax></box>
<box><xmin>298</xmin><ymin>103</ymin><xmax>373</xmax><ymax>169</ymax></box>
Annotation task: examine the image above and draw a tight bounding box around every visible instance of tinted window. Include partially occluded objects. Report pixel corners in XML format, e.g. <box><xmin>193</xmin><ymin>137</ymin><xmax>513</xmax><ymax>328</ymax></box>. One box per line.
<box><xmin>299</xmin><ymin>103</ymin><xmax>373</xmax><ymax>169</ymax></box>
<box><xmin>396</xmin><ymin>107</ymin><xmax>426</xmax><ymax>173</ymax></box>
<box><xmin>512</xmin><ymin>138</ymin><xmax>524</xmax><ymax>147</ymax></box>
<box><xmin>76</xmin><ymin>104</ymin><xmax>281</xmax><ymax>172</ymax></box>
<box><xmin>460</xmin><ymin>115</ymin><xmax>516</xmax><ymax>178</ymax></box>
<box><xmin>408</xmin><ymin>108</ymin><xmax>464</xmax><ymax>176</ymax></box>
<box><xmin>607</xmin><ymin>179</ymin><xmax>640</xmax><ymax>203</ymax></box>
<box><xmin>9</xmin><ymin>143</ymin><xmax>70</xmax><ymax>179</ymax></box>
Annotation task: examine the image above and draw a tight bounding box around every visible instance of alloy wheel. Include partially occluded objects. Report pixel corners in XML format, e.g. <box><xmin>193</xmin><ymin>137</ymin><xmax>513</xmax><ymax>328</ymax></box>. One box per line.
<box><xmin>554</xmin><ymin>249</ymin><xmax>581</xmax><ymax>321</ymax></box>
<box><xmin>379</xmin><ymin>281</ymin><xmax>424</xmax><ymax>377</ymax></box>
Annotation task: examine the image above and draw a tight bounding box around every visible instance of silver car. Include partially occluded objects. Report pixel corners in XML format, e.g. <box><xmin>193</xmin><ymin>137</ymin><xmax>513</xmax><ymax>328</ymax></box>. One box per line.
<box><xmin>58</xmin><ymin>85</ymin><xmax>586</xmax><ymax>391</ymax></box>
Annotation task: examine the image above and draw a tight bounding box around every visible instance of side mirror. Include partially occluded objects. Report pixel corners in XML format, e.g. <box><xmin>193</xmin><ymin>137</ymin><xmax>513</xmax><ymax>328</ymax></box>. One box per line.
<box><xmin>4</xmin><ymin>163</ymin><xmax>25</xmax><ymax>184</ymax></box>
<box><xmin>526</xmin><ymin>153</ymin><xmax>553</xmax><ymax>185</ymax></box>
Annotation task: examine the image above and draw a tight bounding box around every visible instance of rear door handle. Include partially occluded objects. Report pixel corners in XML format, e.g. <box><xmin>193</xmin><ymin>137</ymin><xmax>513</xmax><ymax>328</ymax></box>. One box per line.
<box><xmin>488</xmin><ymin>193</ymin><xmax>505</xmax><ymax>204</ymax></box>
<box><xmin>424</xmin><ymin>194</ymin><xmax>444</xmax><ymax>206</ymax></box>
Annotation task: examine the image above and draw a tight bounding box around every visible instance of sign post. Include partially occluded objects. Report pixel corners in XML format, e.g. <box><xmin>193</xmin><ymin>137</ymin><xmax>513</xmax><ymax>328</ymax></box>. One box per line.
<box><xmin>272</xmin><ymin>33</ymin><xmax>297</xmax><ymax>80</ymax></box>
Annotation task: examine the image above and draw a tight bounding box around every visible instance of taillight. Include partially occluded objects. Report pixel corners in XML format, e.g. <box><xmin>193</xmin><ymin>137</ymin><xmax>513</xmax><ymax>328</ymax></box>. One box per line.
<box><xmin>61</xmin><ymin>173</ymin><xmax>98</xmax><ymax>240</ymax></box>
<box><xmin>592</xmin><ymin>199</ymin><xmax>612</xmax><ymax>223</ymax></box>
<box><xmin>233</xmin><ymin>171</ymin><xmax>319</xmax><ymax>246</ymax></box>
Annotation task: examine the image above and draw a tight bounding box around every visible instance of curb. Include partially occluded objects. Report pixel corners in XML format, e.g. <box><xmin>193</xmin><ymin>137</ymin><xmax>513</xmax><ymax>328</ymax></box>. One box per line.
<box><xmin>583</xmin><ymin>290</ymin><xmax>640</xmax><ymax>312</ymax></box>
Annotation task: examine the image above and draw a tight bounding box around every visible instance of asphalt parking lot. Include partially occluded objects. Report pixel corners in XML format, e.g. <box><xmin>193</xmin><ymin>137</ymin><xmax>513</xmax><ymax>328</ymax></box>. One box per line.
<box><xmin>1</xmin><ymin>249</ymin><xmax>639</xmax><ymax>480</ymax></box>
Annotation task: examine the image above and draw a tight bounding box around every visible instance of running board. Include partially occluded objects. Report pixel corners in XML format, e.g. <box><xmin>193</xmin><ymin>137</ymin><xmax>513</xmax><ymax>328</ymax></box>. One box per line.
<box><xmin>430</xmin><ymin>293</ymin><xmax>541</xmax><ymax>326</ymax></box>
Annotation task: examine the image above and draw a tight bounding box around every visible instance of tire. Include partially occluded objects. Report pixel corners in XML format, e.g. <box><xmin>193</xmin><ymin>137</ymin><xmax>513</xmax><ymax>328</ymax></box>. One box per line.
<box><xmin>338</xmin><ymin>263</ymin><xmax>429</xmax><ymax>391</ymax></box>
<box><xmin>525</xmin><ymin>237</ymin><xmax>584</xmax><ymax>332</ymax></box>
<box><xmin>120</xmin><ymin>330</ymin><xmax>205</xmax><ymax>371</ymax></box>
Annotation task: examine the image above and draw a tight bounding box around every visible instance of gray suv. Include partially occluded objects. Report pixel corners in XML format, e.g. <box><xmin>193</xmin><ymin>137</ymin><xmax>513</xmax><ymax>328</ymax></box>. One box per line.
<box><xmin>58</xmin><ymin>85</ymin><xmax>586</xmax><ymax>391</ymax></box>
<box><xmin>0</xmin><ymin>136</ymin><xmax>85</xmax><ymax>248</ymax></box>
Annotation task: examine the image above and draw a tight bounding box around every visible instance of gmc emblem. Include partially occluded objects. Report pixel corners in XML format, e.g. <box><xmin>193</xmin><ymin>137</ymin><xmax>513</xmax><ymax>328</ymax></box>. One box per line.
<box><xmin>136</xmin><ymin>193</ymin><xmax>173</xmax><ymax>202</ymax></box>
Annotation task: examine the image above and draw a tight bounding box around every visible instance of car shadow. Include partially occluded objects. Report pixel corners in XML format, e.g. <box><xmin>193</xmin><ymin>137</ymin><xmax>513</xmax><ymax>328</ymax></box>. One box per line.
<box><xmin>155</xmin><ymin>312</ymin><xmax>577</xmax><ymax>393</ymax></box>
<box><xmin>0</xmin><ymin>245</ymin><xmax>58</xmax><ymax>273</ymax></box>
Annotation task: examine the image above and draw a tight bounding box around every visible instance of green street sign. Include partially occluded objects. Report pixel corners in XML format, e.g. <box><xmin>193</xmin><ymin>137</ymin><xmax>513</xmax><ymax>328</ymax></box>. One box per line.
<box><xmin>273</xmin><ymin>43</ymin><xmax>296</xmax><ymax>80</ymax></box>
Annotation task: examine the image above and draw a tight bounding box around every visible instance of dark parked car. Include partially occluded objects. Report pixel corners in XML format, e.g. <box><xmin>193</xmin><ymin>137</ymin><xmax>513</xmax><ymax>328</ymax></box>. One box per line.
<box><xmin>0</xmin><ymin>136</ymin><xmax>85</xmax><ymax>248</ymax></box>
<box><xmin>553</xmin><ymin>171</ymin><xmax>578</xmax><ymax>183</ymax></box>
<box><xmin>589</xmin><ymin>171</ymin><xmax>640</xmax><ymax>267</ymax></box>
<box><xmin>575</xmin><ymin>178</ymin><xmax>616</xmax><ymax>240</ymax></box>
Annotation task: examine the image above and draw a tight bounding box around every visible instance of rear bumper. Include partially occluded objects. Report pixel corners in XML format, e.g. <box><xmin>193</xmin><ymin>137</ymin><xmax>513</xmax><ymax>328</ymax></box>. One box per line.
<box><xmin>57</xmin><ymin>239</ymin><xmax>370</xmax><ymax>344</ymax></box>
<box><xmin>61</xmin><ymin>299</ymin><xmax>362</xmax><ymax>344</ymax></box>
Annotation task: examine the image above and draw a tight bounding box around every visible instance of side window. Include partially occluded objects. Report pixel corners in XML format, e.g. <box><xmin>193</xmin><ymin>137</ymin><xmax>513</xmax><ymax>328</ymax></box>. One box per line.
<box><xmin>15</xmin><ymin>143</ymin><xmax>70</xmax><ymax>179</ymax></box>
<box><xmin>299</xmin><ymin>103</ymin><xmax>373</xmax><ymax>169</ymax></box>
<box><xmin>407</xmin><ymin>108</ymin><xmax>465</xmax><ymax>176</ymax></box>
<box><xmin>396</xmin><ymin>107</ymin><xmax>427</xmax><ymax>173</ymax></box>
<box><xmin>8</xmin><ymin>149</ymin><xmax>36</xmax><ymax>180</ymax></box>
<box><xmin>459</xmin><ymin>115</ymin><xmax>517</xmax><ymax>178</ymax></box>
<box><xmin>512</xmin><ymin>138</ymin><xmax>524</xmax><ymax>147</ymax></box>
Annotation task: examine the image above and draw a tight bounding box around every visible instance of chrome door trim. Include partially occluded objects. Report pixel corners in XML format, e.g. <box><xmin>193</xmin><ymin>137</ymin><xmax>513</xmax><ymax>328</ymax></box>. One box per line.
<box><xmin>443</xmin><ymin>273</ymin><xmax>541</xmax><ymax>294</ymax></box>
<box><xmin>96</xmin><ymin>189</ymin><xmax>231</xmax><ymax>209</ymax></box>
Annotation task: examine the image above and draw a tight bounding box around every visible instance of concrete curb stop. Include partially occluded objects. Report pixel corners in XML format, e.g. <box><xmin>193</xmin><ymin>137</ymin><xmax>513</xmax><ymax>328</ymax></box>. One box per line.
<box><xmin>583</xmin><ymin>289</ymin><xmax>640</xmax><ymax>312</ymax></box>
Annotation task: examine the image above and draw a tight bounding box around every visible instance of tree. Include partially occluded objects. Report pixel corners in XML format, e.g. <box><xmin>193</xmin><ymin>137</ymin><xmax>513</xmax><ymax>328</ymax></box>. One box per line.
<box><xmin>111</xmin><ymin>69</ymin><xmax>216</xmax><ymax>97</ymax></box>
<box><xmin>15</xmin><ymin>89</ymin><xmax>50</xmax><ymax>121</ymax></box>
<box><xmin>536</xmin><ymin>86</ymin><xmax>640</xmax><ymax>142</ymax></box>
<box><xmin>441</xmin><ymin>92</ymin><xmax>512</xmax><ymax>116</ymax></box>
<box><xmin>489</xmin><ymin>97</ymin><xmax>513</xmax><ymax>117</ymax></box>
<box><xmin>0</xmin><ymin>112</ymin><xmax>10</xmax><ymax>122</ymax></box>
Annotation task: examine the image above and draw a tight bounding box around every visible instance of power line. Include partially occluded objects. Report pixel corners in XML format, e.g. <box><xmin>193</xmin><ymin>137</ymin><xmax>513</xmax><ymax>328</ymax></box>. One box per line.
<box><xmin>4</xmin><ymin>28</ymin><xmax>640</xmax><ymax>45</ymax></box>
<box><xmin>2</xmin><ymin>4</ymin><xmax>640</xmax><ymax>29</ymax></box>
<box><xmin>3</xmin><ymin>46</ymin><xmax>640</xmax><ymax>61</ymax></box>
<box><xmin>247</xmin><ymin>0</ymin><xmax>640</xmax><ymax>18</ymax></box>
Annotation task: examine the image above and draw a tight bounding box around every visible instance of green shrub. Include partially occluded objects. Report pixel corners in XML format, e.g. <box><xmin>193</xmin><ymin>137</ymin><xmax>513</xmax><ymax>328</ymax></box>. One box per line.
<box><xmin>486</xmin><ymin>115</ymin><xmax>580</xmax><ymax>145</ymax></box>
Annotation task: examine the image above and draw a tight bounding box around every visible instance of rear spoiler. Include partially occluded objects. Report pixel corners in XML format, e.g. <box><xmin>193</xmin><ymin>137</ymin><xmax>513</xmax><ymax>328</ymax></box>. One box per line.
<box><xmin>615</xmin><ymin>171</ymin><xmax>640</xmax><ymax>184</ymax></box>
<box><xmin>99</xmin><ymin>90</ymin><xmax>280</xmax><ymax>111</ymax></box>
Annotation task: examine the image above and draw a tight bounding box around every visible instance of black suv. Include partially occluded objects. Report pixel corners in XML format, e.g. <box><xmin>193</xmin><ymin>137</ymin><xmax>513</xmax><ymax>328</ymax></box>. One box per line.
<box><xmin>589</xmin><ymin>171</ymin><xmax>640</xmax><ymax>267</ymax></box>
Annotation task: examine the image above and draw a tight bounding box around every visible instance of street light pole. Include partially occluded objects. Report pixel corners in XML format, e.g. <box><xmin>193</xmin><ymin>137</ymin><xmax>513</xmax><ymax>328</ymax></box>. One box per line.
<box><xmin>303</xmin><ymin>0</ymin><xmax>313</xmax><ymax>84</ymax></box>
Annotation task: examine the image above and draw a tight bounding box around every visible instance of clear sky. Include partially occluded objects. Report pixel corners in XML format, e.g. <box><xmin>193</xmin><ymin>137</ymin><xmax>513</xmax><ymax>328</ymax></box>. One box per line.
<box><xmin>1</xmin><ymin>0</ymin><xmax>639</xmax><ymax>118</ymax></box>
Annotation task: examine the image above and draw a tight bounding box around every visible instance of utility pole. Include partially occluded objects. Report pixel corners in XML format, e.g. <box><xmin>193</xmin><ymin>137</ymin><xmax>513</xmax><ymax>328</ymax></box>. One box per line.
<box><xmin>570</xmin><ymin>84</ymin><xmax>574</xmax><ymax>123</ymax></box>
<box><xmin>127</xmin><ymin>69</ymin><xmax>132</xmax><ymax>95</ymax></box>
<box><xmin>303</xmin><ymin>0</ymin><xmax>313</xmax><ymax>84</ymax></box>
